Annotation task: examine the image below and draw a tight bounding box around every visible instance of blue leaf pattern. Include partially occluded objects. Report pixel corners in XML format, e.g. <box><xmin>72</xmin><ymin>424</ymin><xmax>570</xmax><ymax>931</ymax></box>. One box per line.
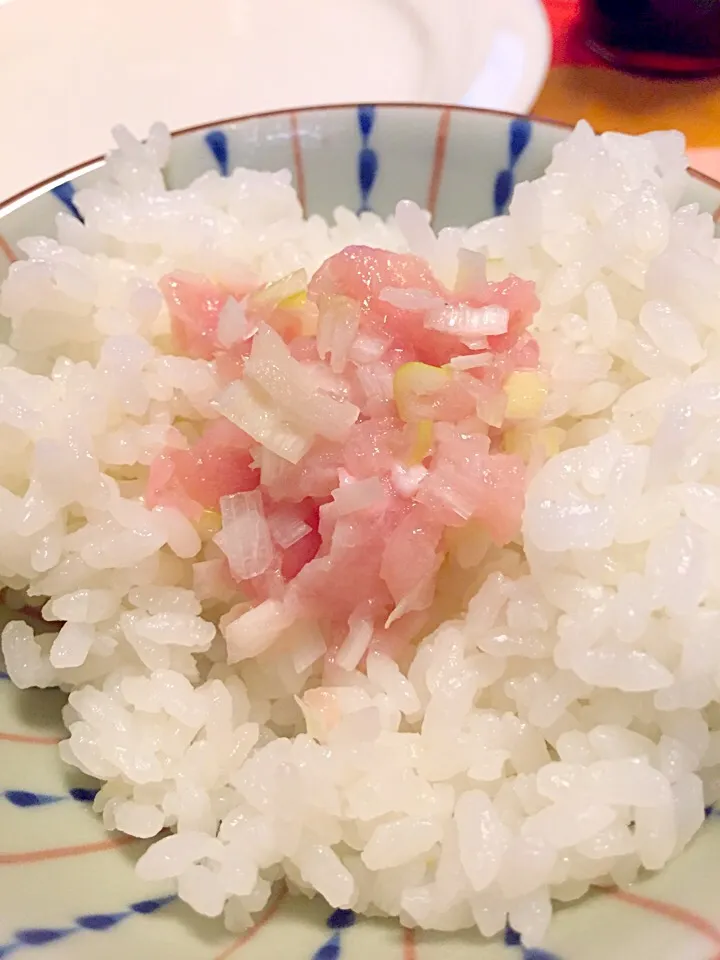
<box><xmin>51</xmin><ymin>182</ymin><xmax>84</xmax><ymax>222</ymax></box>
<box><xmin>205</xmin><ymin>130</ymin><xmax>230</xmax><ymax>176</ymax></box>
<box><xmin>493</xmin><ymin>118</ymin><xmax>532</xmax><ymax>216</ymax></box>
<box><xmin>313</xmin><ymin>910</ymin><xmax>356</xmax><ymax>959</ymax></box>
<box><xmin>357</xmin><ymin>106</ymin><xmax>378</xmax><ymax>213</ymax></box>
<box><xmin>0</xmin><ymin>897</ymin><xmax>174</xmax><ymax>956</ymax></box>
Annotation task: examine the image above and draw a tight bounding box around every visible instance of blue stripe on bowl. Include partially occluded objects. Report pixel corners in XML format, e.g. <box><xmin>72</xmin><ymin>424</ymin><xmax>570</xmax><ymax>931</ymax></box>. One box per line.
<box><xmin>0</xmin><ymin>896</ymin><xmax>174</xmax><ymax>958</ymax></box>
<box><xmin>205</xmin><ymin>130</ymin><xmax>230</xmax><ymax>176</ymax></box>
<box><xmin>3</xmin><ymin>787</ymin><xmax>98</xmax><ymax>808</ymax></box>
<box><xmin>357</xmin><ymin>105</ymin><xmax>378</xmax><ymax>213</ymax></box>
<box><xmin>50</xmin><ymin>182</ymin><xmax>84</xmax><ymax>222</ymax></box>
<box><xmin>504</xmin><ymin>923</ymin><xmax>562</xmax><ymax>959</ymax></box>
<box><xmin>493</xmin><ymin>117</ymin><xmax>532</xmax><ymax>216</ymax></box>
<box><xmin>312</xmin><ymin>909</ymin><xmax>357</xmax><ymax>959</ymax></box>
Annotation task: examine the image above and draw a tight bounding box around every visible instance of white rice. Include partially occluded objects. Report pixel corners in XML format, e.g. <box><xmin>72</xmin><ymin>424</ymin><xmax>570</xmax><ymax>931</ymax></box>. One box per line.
<box><xmin>2</xmin><ymin>121</ymin><xmax>720</xmax><ymax>945</ymax></box>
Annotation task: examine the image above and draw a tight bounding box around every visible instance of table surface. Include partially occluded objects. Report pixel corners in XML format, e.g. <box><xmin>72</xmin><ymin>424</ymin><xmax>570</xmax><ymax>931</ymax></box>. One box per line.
<box><xmin>538</xmin><ymin>0</ymin><xmax>720</xmax><ymax>180</ymax></box>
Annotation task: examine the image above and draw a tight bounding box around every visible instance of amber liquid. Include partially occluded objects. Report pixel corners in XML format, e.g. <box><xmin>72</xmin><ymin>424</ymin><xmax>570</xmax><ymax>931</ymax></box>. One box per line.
<box><xmin>582</xmin><ymin>0</ymin><xmax>720</xmax><ymax>75</ymax></box>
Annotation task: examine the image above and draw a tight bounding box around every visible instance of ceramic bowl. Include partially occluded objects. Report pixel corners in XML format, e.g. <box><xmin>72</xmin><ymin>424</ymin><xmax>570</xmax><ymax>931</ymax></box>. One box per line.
<box><xmin>0</xmin><ymin>0</ymin><xmax>552</xmax><ymax>200</ymax></box>
<box><xmin>2</xmin><ymin>104</ymin><xmax>720</xmax><ymax>960</ymax></box>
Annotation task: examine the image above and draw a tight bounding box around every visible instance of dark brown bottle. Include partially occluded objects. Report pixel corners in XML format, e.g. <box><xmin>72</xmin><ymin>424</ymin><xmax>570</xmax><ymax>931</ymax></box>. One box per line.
<box><xmin>581</xmin><ymin>0</ymin><xmax>720</xmax><ymax>76</ymax></box>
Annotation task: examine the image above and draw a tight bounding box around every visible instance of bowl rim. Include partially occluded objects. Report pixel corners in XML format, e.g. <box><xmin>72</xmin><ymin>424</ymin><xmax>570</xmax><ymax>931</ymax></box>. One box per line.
<box><xmin>2</xmin><ymin>101</ymin><xmax>719</xmax><ymax>217</ymax></box>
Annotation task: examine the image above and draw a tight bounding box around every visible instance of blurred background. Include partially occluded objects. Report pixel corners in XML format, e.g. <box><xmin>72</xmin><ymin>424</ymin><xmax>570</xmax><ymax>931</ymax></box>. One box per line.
<box><xmin>2</xmin><ymin>0</ymin><xmax>720</xmax><ymax>200</ymax></box>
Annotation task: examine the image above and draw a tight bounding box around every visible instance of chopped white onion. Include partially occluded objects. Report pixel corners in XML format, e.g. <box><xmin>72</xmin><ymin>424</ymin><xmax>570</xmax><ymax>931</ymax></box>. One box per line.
<box><xmin>349</xmin><ymin>333</ymin><xmax>389</xmax><ymax>365</ymax></box>
<box><xmin>215</xmin><ymin>490</ymin><xmax>273</xmax><ymax>580</ymax></box>
<box><xmin>291</xmin><ymin>620</ymin><xmax>327</xmax><ymax>673</ymax></box>
<box><xmin>217</xmin><ymin>296</ymin><xmax>256</xmax><ymax>347</ymax></box>
<box><xmin>225</xmin><ymin>599</ymin><xmax>293</xmax><ymax>663</ymax></box>
<box><xmin>455</xmin><ymin>247</ymin><xmax>488</xmax><ymax>295</ymax></box>
<box><xmin>192</xmin><ymin>559</ymin><xmax>231</xmax><ymax>602</ymax></box>
<box><xmin>245</xmin><ymin>324</ymin><xmax>359</xmax><ymax>441</ymax></box>
<box><xmin>330</xmin><ymin>477</ymin><xmax>386</xmax><ymax>516</ymax></box>
<box><xmin>425</xmin><ymin>304</ymin><xmax>509</xmax><ymax>338</ymax></box>
<box><xmin>216</xmin><ymin>379</ymin><xmax>312</xmax><ymax>464</ymax></box>
<box><xmin>316</xmin><ymin>297</ymin><xmax>360</xmax><ymax>373</ymax></box>
<box><xmin>384</xmin><ymin>569</ymin><xmax>438</xmax><ymax>628</ymax></box>
<box><xmin>256</xmin><ymin>446</ymin><xmax>291</xmax><ymax>487</ymax></box>
<box><xmin>379</xmin><ymin>288</ymin><xmax>445</xmax><ymax>312</ymax></box>
<box><xmin>354</xmin><ymin>362</ymin><xmax>394</xmax><ymax>402</ymax></box>
<box><xmin>267</xmin><ymin>509</ymin><xmax>311</xmax><ymax>549</ymax></box>
<box><xmin>252</xmin><ymin>269</ymin><xmax>307</xmax><ymax>305</ymax></box>
<box><xmin>336</xmin><ymin>615</ymin><xmax>374</xmax><ymax>671</ymax></box>
<box><xmin>449</xmin><ymin>354</ymin><xmax>494</xmax><ymax>370</ymax></box>
<box><xmin>391</xmin><ymin>463</ymin><xmax>428</xmax><ymax>497</ymax></box>
<box><xmin>476</xmin><ymin>390</ymin><xmax>508</xmax><ymax>428</ymax></box>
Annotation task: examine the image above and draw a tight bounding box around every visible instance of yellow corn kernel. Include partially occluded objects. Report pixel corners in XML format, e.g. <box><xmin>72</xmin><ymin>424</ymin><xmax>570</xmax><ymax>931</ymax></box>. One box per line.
<box><xmin>503</xmin><ymin>425</ymin><xmax>564</xmax><ymax>462</ymax></box>
<box><xmin>252</xmin><ymin>269</ymin><xmax>307</xmax><ymax>306</ymax></box>
<box><xmin>279</xmin><ymin>290</ymin><xmax>307</xmax><ymax>310</ymax></box>
<box><xmin>501</xmin><ymin>427</ymin><xmax>528</xmax><ymax>457</ymax></box>
<box><xmin>503</xmin><ymin>371</ymin><xmax>548</xmax><ymax>420</ymax></box>
<box><xmin>408</xmin><ymin>420</ymin><xmax>434</xmax><ymax>465</ymax></box>
<box><xmin>393</xmin><ymin>362</ymin><xmax>450</xmax><ymax>422</ymax></box>
<box><xmin>537</xmin><ymin>426</ymin><xmax>564</xmax><ymax>458</ymax></box>
<box><xmin>196</xmin><ymin>509</ymin><xmax>222</xmax><ymax>541</ymax></box>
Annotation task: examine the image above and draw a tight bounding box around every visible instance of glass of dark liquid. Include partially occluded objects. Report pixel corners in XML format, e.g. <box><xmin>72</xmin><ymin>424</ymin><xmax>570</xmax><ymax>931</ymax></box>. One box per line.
<box><xmin>581</xmin><ymin>0</ymin><xmax>720</xmax><ymax>76</ymax></box>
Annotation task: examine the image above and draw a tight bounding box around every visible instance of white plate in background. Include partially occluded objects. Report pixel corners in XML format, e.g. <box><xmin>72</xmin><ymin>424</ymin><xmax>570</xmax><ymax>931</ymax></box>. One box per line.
<box><xmin>0</xmin><ymin>0</ymin><xmax>551</xmax><ymax>200</ymax></box>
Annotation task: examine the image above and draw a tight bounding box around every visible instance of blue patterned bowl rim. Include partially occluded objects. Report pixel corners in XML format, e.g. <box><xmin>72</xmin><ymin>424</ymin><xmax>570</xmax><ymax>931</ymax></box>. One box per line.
<box><xmin>3</xmin><ymin>102</ymin><xmax>719</xmax><ymax>219</ymax></box>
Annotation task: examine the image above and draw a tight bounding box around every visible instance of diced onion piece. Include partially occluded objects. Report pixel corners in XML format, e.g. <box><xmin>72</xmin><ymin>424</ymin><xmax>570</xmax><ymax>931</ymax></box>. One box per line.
<box><xmin>216</xmin><ymin>379</ymin><xmax>312</xmax><ymax>464</ymax></box>
<box><xmin>316</xmin><ymin>296</ymin><xmax>361</xmax><ymax>373</ymax></box>
<box><xmin>425</xmin><ymin>303</ymin><xmax>509</xmax><ymax>338</ymax></box>
<box><xmin>476</xmin><ymin>390</ymin><xmax>508</xmax><ymax>428</ymax></box>
<box><xmin>245</xmin><ymin>324</ymin><xmax>359</xmax><ymax>441</ymax></box>
<box><xmin>455</xmin><ymin>247</ymin><xmax>487</xmax><ymax>295</ymax></box>
<box><xmin>217</xmin><ymin>296</ymin><xmax>256</xmax><ymax>347</ymax></box>
<box><xmin>215</xmin><ymin>490</ymin><xmax>273</xmax><ymax>580</ymax></box>
<box><xmin>379</xmin><ymin>287</ymin><xmax>444</xmax><ymax>312</ymax></box>
<box><xmin>250</xmin><ymin>270</ymin><xmax>307</xmax><ymax>307</ymax></box>
<box><xmin>503</xmin><ymin>371</ymin><xmax>548</xmax><ymax>420</ymax></box>
<box><xmin>384</xmin><ymin>571</ymin><xmax>436</xmax><ymax>628</ymax></box>
<box><xmin>354</xmin><ymin>362</ymin><xmax>395</xmax><ymax>403</ymax></box>
<box><xmin>393</xmin><ymin>362</ymin><xmax>451</xmax><ymax>422</ymax></box>
<box><xmin>349</xmin><ymin>333</ymin><xmax>389</xmax><ymax>365</ymax></box>
<box><xmin>249</xmin><ymin>444</ymin><xmax>287</xmax><ymax>486</ymax></box>
<box><xmin>331</xmin><ymin>476</ymin><xmax>387</xmax><ymax>516</ymax></box>
<box><xmin>391</xmin><ymin>463</ymin><xmax>428</xmax><ymax>497</ymax></box>
<box><xmin>335</xmin><ymin>615</ymin><xmax>373</xmax><ymax>671</ymax></box>
<box><xmin>291</xmin><ymin>620</ymin><xmax>327</xmax><ymax>673</ymax></box>
<box><xmin>417</xmin><ymin>464</ymin><xmax>476</xmax><ymax>521</ymax></box>
<box><xmin>267</xmin><ymin>508</ymin><xmax>312</xmax><ymax>549</ymax></box>
<box><xmin>192</xmin><ymin>558</ymin><xmax>232</xmax><ymax>602</ymax></box>
<box><xmin>225</xmin><ymin>599</ymin><xmax>292</xmax><ymax>663</ymax></box>
<box><xmin>448</xmin><ymin>354</ymin><xmax>493</xmax><ymax>370</ymax></box>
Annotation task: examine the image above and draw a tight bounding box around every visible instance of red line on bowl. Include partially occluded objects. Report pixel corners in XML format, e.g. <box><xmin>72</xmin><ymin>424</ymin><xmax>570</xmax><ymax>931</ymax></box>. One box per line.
<box><xmin>427</xmin><ymin>107</ymin><xmax>451</xmax><ymax>221</ymax></box>
<box><xmin>289</xmin><ymin>113</ymin><xmax>307</xmax><ymax>217</ymax></box>
<box><xmin>0</xmin><ymin>235</ymin><xmax>17</xmax><ymax>263</ymax></box>
<box><xmin>402</xmin><ymin>926</ymin><xmax>417</xmax><ymax>960</ymax></box>
<box><xmin>212</xmin><ymin>887</ymin><xmax>287</xmax><ymax>959</ymax></box>
<box><xmin>609</xmin><ymin>888</ymin><xmax>720</xmax><ymax>947</ymax></box>
<box><xmin>0</xmin><ymin>834</ymin><xmax>137</xmax><ymax>865</ymax></box>
<box><xmin>0</xmin><ymin>731</ymin><xmax>62</xmax><ymax>746</ymax></box>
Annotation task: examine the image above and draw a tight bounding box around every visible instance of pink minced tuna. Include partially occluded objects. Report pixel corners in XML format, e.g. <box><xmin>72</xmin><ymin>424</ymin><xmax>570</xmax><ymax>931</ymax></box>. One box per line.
<box><xmin>148</xmin><ymin>245</ymin><xmax>540</xmax><ymax>665</ymax></box>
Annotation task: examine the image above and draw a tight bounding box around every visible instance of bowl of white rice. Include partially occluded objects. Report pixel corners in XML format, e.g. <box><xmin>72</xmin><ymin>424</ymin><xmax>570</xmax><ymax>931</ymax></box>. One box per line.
<box><xmin>3</xmin><ymin>104</ymin><xmax>720</xmax><ymax>960</ymax></box>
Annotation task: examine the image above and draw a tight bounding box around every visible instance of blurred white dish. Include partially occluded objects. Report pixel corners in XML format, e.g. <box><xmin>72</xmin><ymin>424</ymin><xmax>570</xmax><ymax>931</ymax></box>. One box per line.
<box><xmin>0</xmin><ymin>0</ymin><xmax>550</xmax><ymax>200</ymax></box>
